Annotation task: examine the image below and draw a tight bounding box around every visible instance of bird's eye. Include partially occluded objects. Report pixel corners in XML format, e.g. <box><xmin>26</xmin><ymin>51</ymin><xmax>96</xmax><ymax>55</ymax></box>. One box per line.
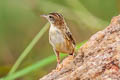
<box><xmin>49</xmin><ymin>16</ymin><xmax>53</xmax><ymax>18</ymax></box>
<box><xmin>49</xmin><ymin>16</ymin><xmax>55</xmax><ymax>21</ymax></box>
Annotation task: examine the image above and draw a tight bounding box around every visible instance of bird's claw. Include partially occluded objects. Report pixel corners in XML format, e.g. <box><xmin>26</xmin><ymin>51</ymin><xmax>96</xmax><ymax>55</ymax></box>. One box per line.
<box><xmin>56</xmin><ymin>64</ymin><xmax>63</xmax><ymax>71</ymax></box>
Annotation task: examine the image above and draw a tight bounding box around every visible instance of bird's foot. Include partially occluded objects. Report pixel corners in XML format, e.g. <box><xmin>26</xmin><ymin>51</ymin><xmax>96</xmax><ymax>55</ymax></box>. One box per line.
<box><xmin>56</xmin><ymin>64</ymin><xmax>63</xmax><ymax>71</ymax></box>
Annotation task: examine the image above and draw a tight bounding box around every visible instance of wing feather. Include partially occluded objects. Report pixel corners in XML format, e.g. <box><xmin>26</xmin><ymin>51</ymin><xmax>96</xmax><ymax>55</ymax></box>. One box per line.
<box><xmin>62</xmin><ymin>27</ymin><xmax>76</xmax><ymax>46</ymax></box>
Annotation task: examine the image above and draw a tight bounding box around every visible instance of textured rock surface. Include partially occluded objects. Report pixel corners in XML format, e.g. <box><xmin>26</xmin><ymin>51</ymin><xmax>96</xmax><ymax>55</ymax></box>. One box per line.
<box><xmin>40</xmin><ymin>15</ymin><xmax>120</xmax><ymax>80</ymax></box>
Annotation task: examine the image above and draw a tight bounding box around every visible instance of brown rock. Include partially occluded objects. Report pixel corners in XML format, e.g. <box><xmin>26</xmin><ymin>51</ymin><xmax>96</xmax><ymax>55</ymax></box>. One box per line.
<box><xmin>40</xmin><ymin>15</ymin><xmax>120</xmax><ymax>80</ymax></box>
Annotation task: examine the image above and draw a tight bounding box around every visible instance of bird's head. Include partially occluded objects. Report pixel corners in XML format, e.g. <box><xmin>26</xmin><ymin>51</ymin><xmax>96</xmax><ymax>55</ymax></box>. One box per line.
<box><xmin>41</xmin><ymin>12</ymin><xmax>65</xmax><ymax>26</ymax></box>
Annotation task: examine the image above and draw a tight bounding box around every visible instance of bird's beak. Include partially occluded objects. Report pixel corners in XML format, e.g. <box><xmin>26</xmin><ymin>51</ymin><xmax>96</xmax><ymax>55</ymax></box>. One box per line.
<box><xmin>40</xmin><ymin>14</ymin><xmax>48</xmax><ymax>18</ymax></box>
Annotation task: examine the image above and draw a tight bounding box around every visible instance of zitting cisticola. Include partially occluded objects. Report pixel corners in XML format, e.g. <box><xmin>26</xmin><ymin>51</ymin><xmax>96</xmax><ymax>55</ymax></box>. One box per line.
<box><xmin>41</xmin><ymin>12</ymin><xmax>76</xmax><ymax>70</ymax></box>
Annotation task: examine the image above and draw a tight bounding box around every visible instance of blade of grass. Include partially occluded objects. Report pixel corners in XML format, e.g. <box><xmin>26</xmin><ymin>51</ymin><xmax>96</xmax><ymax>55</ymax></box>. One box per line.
<box><xmin>1</xmin><ymin>41</ymin><xmax>86</xmax><ymax>80</ymax></box>
<box><xmin>8</xmin><ymin>23</ymin><xmax>49</xmax><ymax>75</ymax></box>
<box><xmin>66</xmin><ymin>0</ymin><xmax>109</xmax><ymax>29</ymax></box>
<box><xmin>2</xmin><ymin>54</ymin><xmax>65</xmax><ymax>80</ymax></box>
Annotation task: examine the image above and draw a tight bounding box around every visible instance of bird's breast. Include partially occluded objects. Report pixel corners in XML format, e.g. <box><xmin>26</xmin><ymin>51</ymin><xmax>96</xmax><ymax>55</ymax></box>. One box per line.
<box><xmin>49</xmin><ymin>25</ymin><xmax>74</xmax><ymax>53</ymax></box>
<box><xmin>49</xmin><ymin>25</ymin><xmax>65</xmax><ymax>48</ymax></box>
<box><xmin>49</xmin><ymin>26</ymin><xmax>65</xmax><ymax>49</ymax></box>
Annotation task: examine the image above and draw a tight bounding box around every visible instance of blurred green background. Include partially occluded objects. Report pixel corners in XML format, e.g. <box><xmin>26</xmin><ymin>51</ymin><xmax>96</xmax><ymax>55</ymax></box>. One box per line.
<box><xmin>0</xmin><ymin>0</ymin><xmax>119</xmax><ymax>80</ymax></box>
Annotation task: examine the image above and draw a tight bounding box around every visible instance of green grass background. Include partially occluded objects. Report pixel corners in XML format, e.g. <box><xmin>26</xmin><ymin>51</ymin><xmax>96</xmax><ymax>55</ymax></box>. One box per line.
<box><xmin>0</xmin><ymin>0</ymin><xmax>119</xmax><ymax>80</ymax></box>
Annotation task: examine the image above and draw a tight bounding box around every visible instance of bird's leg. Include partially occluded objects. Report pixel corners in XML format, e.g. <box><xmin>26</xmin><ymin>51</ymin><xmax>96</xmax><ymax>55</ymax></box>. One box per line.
<box><xmin>55</xmin><ymin>50</ymin><xmax>60</xmax><ymax>66</ymax></box>
<box><xmin>53</xmin><ymin>49</ymin><xmax>63</xmax><ymax>71</ymax></box>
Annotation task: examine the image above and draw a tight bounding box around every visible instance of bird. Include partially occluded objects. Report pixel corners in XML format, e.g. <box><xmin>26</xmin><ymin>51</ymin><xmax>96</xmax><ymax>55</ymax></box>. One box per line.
<box><xmin>41</xmin><ymin>12</ymin><xmax>76</xmax><ymax>70</ymax></box>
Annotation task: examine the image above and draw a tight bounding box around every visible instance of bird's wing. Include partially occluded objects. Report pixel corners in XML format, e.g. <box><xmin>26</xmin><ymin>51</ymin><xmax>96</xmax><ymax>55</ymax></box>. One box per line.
<box><xmin>62</xmin><ymin>26</ymin><xmax>76</xmax><ymax>46</ymax></box>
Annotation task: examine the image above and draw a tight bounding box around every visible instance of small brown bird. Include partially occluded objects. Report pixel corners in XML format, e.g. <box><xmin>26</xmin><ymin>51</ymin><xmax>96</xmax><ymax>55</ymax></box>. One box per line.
<box><xmin>41</xmin><ymin>12</ymin><xmax>76</xmax><ymax>70</ymax></box>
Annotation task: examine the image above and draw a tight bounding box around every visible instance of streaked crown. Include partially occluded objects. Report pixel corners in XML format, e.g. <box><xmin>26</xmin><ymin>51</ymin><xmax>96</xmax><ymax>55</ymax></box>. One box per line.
<box><xmin>42</xmin><ymin>12</ymin><xmax>65</xmax><ymax>27</ymax></box>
